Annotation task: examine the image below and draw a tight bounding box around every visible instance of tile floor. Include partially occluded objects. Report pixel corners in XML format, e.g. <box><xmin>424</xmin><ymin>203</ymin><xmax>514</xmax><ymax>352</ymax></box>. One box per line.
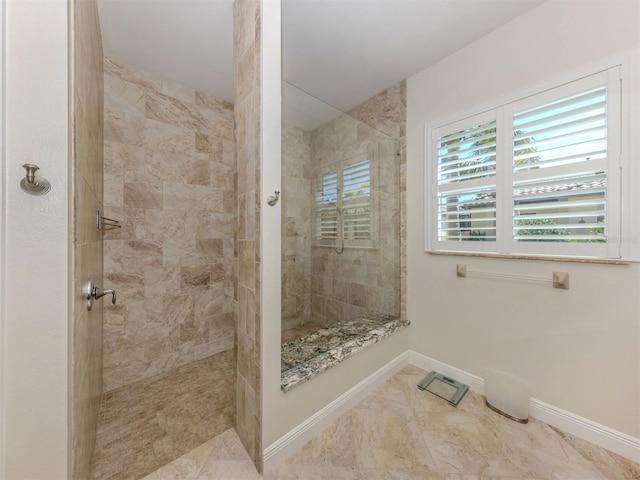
<box><xmin>91</xmin><ymin>350</ymin><xmax>235</xmax><ymax>480</ymax></box>
<box><xmin>142</xmin><ymin>364</ymin><xmax>640</xmax><ymax>480</ymax></box>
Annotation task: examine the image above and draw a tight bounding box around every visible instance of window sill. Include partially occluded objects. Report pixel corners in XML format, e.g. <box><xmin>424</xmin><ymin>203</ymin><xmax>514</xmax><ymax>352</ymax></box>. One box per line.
<box><xmin>427</xmin><ymin>250</ymin><xmax>630</xmax><ymax>265</ymax></box>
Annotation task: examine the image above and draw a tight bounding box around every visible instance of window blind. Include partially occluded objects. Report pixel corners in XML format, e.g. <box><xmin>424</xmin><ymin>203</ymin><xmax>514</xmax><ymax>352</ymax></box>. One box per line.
<box><xmin>315</xmin><ymin>160</ymin><xmax>372</xmax><ymax>242</ymax></box>
<box><xmin>512</xmin><ymin>86</ymin><xmax>608</xmax><ymax>244</ymax></box>
<box><xmin>435</xmin><ymin>119</ymin><xmax>497</xmax><ymax>243</ymax></box>
<box><xmin>316</xmin><ymin>172</ymin><xmax>338</xmax><ymax>240</ymax></box>
<box><xmin>437</xmin><ymin>122</ymin><xmax>497</xmax><ymax>185</ymax></box>
<box><xmin>343</xmin><ymin>160</ymin><xmax>371</xmax><ymax>240</ymax></box>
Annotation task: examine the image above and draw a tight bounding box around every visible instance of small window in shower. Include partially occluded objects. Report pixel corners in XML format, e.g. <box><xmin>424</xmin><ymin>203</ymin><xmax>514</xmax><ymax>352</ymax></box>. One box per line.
<box><xmin>314</xmin><ymin>158</ymin><xmax>376</xmax><ymax>247</ymax></box>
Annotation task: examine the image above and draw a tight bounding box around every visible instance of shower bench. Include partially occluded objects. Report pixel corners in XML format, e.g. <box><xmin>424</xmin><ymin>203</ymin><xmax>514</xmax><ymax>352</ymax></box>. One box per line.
<box><xmin>280</xmin><ymin>313</ymin><xmax>409</xmax><ymax>392</ymax></box>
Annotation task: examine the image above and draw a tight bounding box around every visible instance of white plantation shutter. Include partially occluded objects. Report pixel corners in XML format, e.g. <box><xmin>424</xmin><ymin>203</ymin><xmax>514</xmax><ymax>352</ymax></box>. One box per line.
<box><xmin>437</xmin><ymin>123</ymin><xmax>497</xmax><ymax>185</ymax></box>
<box><xmin>437</xmin><ymin>186</ymin><xmax>497</xmax><ymax>242</ymax></box>
<box><xmin>315</xmin><ymin>159</ymin><xmax>374</xmax><ymax>245</ymax></box>
<box><xmin>316</xmin><ymin>172</ymin><xmax>338</xmax><ymax>239</ymax></box>
<box><xmin>512</xmin><ymin>173</ymin><xmax>607</xmax><ymax>241</ymax></box>
<box><xmin>508</xmin><ymin>69</ymin><xmax>620</xmax><ymax>257</ymax></box>
<box><xmin>342</xmin><ymin>160</ymin><xmax>371</xmax><ymax>240</ymax></box>
<box><xmin>432</xmin><ymin>112</ymin><xmax>498</xmax><ymax>251</ymax></box>
<box><xmin>428</xmin><ymin>67</ymin><xmax>622</xmax><ymax>258</ymax></box>
<box><xmin>512</xmin><ymin>87</ymin><xmax>607</xmax><ymax>171</ymax></box>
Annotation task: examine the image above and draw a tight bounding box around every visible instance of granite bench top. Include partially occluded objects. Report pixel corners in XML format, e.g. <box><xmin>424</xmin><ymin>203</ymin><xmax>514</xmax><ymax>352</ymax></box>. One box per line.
<box><xmin>281</xmin><ymin>313</ymin><xmax>410</xmax><ymax>392</ymax></box>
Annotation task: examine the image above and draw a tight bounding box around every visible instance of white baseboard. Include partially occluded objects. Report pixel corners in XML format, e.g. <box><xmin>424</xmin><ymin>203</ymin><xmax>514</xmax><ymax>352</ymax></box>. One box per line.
<box><xmin>262</xmin><ymin>351</ymin><xmax>411</xmax><ymax>473</ymax></box>
<box><xmin>530</xmin><ymin>398</ymin><xmax>640</xmax><ymax>463</ymax></box>
<box><xmin>263</xmin><ymin>350</ymin><xmax>639</xmax><ymax>471</ymax></box>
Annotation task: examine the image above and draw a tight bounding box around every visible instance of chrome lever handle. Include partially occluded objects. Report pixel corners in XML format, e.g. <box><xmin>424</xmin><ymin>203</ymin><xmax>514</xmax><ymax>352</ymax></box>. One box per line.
<box><xmin>93</xmin><ymin>286</ymin><xmax>116</xmax><ymax>304</ymax></box>
<box><xmin>85</xmin><ymin>279</ymin><xmax>117</xmax><ymax>311</ymax></box>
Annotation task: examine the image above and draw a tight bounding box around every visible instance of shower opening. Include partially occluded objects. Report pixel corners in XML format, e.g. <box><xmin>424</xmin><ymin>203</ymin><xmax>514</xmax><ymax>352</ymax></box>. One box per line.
<box><xmin>91</xmin><ymin>58</ymin><xmax>237</xmax><ymax>480</ymax></box>
<box><xmin>280</xmin><ymin>81</ymin><xmax>406</xmax><ymax>390</ymax></box>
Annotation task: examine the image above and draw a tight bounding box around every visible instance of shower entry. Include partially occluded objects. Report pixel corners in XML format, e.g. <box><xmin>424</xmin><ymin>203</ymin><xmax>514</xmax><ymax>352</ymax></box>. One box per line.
<box><xmin>281</xmin><ymin>82</ymin><xmax>402</xmax><ymax>388</ymax></box>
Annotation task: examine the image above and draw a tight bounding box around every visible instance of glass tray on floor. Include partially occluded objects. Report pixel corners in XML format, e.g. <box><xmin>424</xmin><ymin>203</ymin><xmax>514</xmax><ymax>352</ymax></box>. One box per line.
<box><xmin>417</xmin><ymin>371</ymin><xmax>468</xmax><ymax>407</ymax></box>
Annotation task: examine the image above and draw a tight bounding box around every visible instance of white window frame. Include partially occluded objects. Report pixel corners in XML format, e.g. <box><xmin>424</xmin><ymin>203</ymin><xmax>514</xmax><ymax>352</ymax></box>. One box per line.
<box><xmin>426</xmin><ymin>66</ymin><xmax>623</xmax><ymax>260</ymax></box>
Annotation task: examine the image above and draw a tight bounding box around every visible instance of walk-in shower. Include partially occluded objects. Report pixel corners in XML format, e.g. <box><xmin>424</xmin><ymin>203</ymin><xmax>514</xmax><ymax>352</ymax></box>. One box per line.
<box><xmin>91</xmin><ymin>58</ymin><xmax>237</xmax><ymax>480</ymax></box>
<box><xmin>280</xmin><ymin>81</ymin><xmax>402</xmax><ymax>379</ymax></box>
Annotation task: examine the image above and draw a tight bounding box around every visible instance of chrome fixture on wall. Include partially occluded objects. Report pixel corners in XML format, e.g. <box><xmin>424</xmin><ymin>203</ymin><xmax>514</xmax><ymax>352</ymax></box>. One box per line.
<box><xmin>267</xmin><ymin>190</ymin><xmax>280</xmax><ymax>206</ymax></box>
<box><xmin>456</xmin><ymin>264</ymin><xmax>570</xmax><ymax>289</ymax></box>
<box><xmin>96</xmin><ymin>209</ymin><xmax>122</xmax><ymax>230</ymax></box>
<box><xmin>20</xmin><ymin>163</ymin><xmax>51</xmax><ymax>196</ymax></box>
<box><xmin>85</xmin><ymin>278</ymin><xmax>117</xmax><ymax>311</ymax></box>
<box><xmin>330</xmin><ymin>202</ymin><xmax>344</xmax><ymax>254</ymax></box>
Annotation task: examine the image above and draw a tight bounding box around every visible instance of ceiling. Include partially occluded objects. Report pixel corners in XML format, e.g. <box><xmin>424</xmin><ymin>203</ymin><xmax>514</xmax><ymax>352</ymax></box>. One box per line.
<box><xmin>98</xmin><ymin>0</ymin><xmax>545</xmax><ymax>112</ymax></box>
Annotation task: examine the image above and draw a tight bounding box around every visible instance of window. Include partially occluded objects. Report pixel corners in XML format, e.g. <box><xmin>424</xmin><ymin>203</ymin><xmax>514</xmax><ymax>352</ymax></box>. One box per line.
<box><xmin>315</xmin><ymin>159</ymin><xmax>375</xmax><ymax>247</ymax></box>
<box><xmin>427</xmin><ymin>68</ymin><xmax>622</xmax><ymax>258</ymax></box>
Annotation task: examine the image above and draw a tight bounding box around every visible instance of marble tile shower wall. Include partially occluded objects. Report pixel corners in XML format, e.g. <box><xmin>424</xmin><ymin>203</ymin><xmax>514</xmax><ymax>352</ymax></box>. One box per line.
<box><xmin>234</xmin><ymin>0</ymin><xmax>263</xmax><ymax>470</ymax></box>
<box><xmin>70</xmin><ymin>0</ymin><xmax>104</xmax><ymax>478</ymax></box>
<box><xmin>308</xmin><ymin>86</ymin><xmax>405</xmax><ymax>326</ymax></box>
<box><xmin>348</xmin><ymin>83</ymin><xmax>407</xmax><ymax>320</ymax></box>
<box><xmin>281</xmin><ymin>124</ymin><xmax>312</xmax><ymax>331</ymax></box>
<box><xmin>101</xmin><ymin>58</ymin><xmax>236</xmax><ymax>392</ymax></box>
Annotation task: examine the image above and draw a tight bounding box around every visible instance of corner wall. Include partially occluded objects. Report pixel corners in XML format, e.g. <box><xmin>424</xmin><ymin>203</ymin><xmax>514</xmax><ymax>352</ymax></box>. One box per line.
<box><xmin>406</xmin><ymin>0</ymin><xmax>640</xmax><ymax>438</ymax></box>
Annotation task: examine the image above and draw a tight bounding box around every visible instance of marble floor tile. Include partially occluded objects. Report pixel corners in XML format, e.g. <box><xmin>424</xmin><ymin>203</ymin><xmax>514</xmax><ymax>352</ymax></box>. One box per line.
<box><xmin>282</xmin><ymin>413</ymin><xmax>358</xmax><ymax>468</ymax></box>
<box><xmin>350</xmin><ymin>405</ymin><xmax>437</xmax><ymax>472</ymax></box>
<box><xmin>266</xmin><ymin>464</ymin><xmax>360</xmax><ymax>479</ymax></box>
<box><xmin>547</xmin><ymin>427</ymin><xmax>640</xmax><ymax>480</ymax></box>
<box><xmin>131</xmin><ymin>365</ymin><xmax>640</xmax><ymax>480</ymax></box>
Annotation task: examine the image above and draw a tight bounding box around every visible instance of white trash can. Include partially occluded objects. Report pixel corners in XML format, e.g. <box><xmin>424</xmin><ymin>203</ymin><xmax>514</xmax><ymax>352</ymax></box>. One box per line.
<box><xmin>484</xmin><ymin>369</ymin><xmax>531</xmax><ymax>423</ymax></box>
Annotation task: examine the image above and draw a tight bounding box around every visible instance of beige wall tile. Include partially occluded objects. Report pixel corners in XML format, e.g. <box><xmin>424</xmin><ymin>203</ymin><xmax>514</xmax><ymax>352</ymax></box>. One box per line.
<box><xmin>234</xmin><ymin>0</ymin><xmax>263</xmax><ymax>470</ymax></box>
<box><xmin>103</xmin><ymin>57</ymin><xmax>236</xmax><ymax>391</ymax></box>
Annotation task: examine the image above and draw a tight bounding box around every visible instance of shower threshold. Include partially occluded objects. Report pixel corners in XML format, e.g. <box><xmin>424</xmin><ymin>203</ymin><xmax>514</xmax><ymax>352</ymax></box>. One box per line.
<box><xmin>281</xmin><ymin>313</ymin><xmax>409</xmax><ymax>392</ymax></box>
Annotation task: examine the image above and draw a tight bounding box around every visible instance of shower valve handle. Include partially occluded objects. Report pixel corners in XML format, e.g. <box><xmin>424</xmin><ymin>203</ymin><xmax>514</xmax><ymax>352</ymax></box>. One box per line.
<box><xmin>93</xmin><ymin>286</ymin><xmax>116</xmax><ymax>304</ymax></box>
<box><xmin>85</xmin><ymin>279</ymin><xmax>116</xmax><ymax>311</ymax></box>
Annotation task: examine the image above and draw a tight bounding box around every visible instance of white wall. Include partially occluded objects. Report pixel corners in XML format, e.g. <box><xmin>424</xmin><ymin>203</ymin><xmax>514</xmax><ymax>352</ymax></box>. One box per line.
<box><xmin>407</xmin><ymin>0</ymin><xmax>640</xmax><ymax>438</ymax></box>
<box><xmin>1</xmin><ymin>1</ymin><xmax>70</xmax><ymax>478</ymax></box>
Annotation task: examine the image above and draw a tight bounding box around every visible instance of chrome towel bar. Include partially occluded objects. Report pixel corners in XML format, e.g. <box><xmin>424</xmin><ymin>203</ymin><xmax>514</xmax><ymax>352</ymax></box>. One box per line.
<box><xmin>456</xmin><ymin>263</ymin><xmax>569</xmax><ymax>289</ymax></box>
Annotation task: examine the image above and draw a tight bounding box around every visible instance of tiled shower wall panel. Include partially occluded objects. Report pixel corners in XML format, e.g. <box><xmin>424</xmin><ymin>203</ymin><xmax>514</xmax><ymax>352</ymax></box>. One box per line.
<box><xmin>348</xmin><ymin>82</ymin><xmax>407</xmax><ymax>321</ymax></box>
<box><xmin>234</xmin><ymin>0</ymin><xmax>263</xmax><ymax>470</ymax></box>
<box><xmin>70</xmin><ymin>0</ymin><xmax>104</xmax><ymax>477</ymax></box>
<box><xmin>281</xmin><ymin>124</ymin><xmax>312</xmax><ymax>331</ymax></box>
<box><xmin>308</xmin><ymin>83</ymin><xmax>405</xmax><ymax>326</ymax></box>
<box><xmin>102</xmin><ymin>58</ymin><xmax>236</xmax><ymax>391</ymax></box>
